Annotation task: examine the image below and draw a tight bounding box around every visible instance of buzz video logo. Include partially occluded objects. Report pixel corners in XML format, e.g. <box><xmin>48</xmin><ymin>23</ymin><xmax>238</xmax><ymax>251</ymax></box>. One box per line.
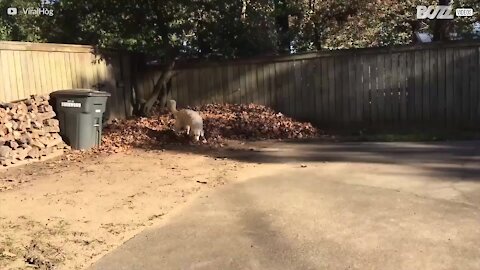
<box><xmin>417</xmin><ymin>5</ymin><xmax>474</xmax><ymax>19</ymax></box>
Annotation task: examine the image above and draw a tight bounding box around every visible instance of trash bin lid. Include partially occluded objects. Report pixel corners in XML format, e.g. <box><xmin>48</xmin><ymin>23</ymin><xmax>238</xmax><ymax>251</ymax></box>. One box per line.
<box><xmin>51</xmin><ymin>89</ymin><xmax>111</xmax><ymax>97</ymax></box>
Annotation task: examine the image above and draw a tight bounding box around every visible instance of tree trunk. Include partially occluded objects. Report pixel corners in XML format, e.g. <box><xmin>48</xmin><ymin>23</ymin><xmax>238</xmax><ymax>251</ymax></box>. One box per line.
<box><xmin>141</xmin><ymin>59</ymin><xmax>176</xmax><ymax>116</ymax></box>
<box><xmin>433</xmin><ymin>0</ymin><xmax>451</xmax><ymax>42</ymax></box>
<box><xmin>274</xmin><ymin>0</ymin><xmax>291</xmax><ymax>53</ymax></box>
<box><xmin>131</xmin><ymin>54</ymin><xmax>146</xmax><ymax>116</ymax></box>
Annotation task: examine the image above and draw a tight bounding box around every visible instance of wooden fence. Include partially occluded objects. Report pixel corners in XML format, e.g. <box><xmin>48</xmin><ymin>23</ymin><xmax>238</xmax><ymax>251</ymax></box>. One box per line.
<box><xmin>2</xmin><ymin>41</ymin><xmax>480</xmax><ymax>130</ymax></box>
<box><xmin>0</xmin><ymin>41</ymin><xmax>132</xmax><ymax>120</ymax></box>
<box><xmin>137</xmin><ymin>41</ymin><xmax>480</xmax><ymax>130</ymax></box>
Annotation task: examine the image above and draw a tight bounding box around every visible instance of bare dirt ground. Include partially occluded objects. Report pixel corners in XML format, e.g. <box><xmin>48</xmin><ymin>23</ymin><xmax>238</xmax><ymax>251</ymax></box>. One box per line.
<box><xmin>0</xmin><ymin>143</ymin><xmax>278</xmax><ymax>270</ymax></box>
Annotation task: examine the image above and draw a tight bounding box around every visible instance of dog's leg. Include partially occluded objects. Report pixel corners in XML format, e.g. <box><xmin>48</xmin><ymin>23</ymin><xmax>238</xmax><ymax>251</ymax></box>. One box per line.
<box><xmin>174</xmin><ymin>121</ymin><xmax>182</xmax><ymax>134</ymax></box>
<box><xmin>186</xmin><ymin>125</ymin><xmax>191</xmax><ymax>135</ymax></box>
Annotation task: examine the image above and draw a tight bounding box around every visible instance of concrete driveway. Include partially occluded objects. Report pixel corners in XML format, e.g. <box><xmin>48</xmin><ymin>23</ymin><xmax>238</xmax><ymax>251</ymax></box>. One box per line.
<box><xmin>90</xmin><ymin>141</ymin><xmax>480</xmax><ymax>270</ymax></box>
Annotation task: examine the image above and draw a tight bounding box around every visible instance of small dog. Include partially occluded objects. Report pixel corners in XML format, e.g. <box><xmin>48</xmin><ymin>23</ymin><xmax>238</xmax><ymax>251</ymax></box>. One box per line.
<box><xmin>167</xmin><ymin>100</ymin><xmax>206</xmax><ymax>142</ymax></box>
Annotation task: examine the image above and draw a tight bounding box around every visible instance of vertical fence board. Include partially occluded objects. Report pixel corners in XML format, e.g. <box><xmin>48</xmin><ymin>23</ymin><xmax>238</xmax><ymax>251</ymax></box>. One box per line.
<box><xmin>74</xmin><ymin>53</ymin><xmax>83</xmax><ymax>88</ymax></box>
<box><xmin>384</xmin><ymin>53</ymin><xmax>392</xmax><ymax>124</ymax></box>
<box><xmin>286</xmin><ymin>61</ymin><xmax>294</xmax><ymax>115</ymax></box>
<box><xmin>284</xmin><ymin>61</ymin><xmax>292</xmax><ymax>114</ymax></box>
<box><xmin>48</xmin><ymin>52</ymin><xmax>58</xmax><ymax>90</ymax></box>
<box><xmin>342</xmin><ymin>56</ymin><xmax>350</xmax><ymax>125</ymax></box>
<box><xmin>264</xmin><ymin>64</ymin><xmax>271</xmax><ymax>106</ymax></box>
<box><xmin>242</xmin><ymin>64</ymin><xmax>253</xmax><ymax>104</ymax></box>
<box><xmin>473</xmin><ymin>48</ymin><xmax>480</xmax><ymax>125</ymax></box>
<box><xmin>209</xmin><ymin>67</ymin><xmax>217</xmax><ymax>103</ymax></box>
<box><xmin>19</xmin><ymin>50</ymin><xmax>31</xmax><ymax>97</ymax></box>
<box><xmin>260</xmin><ymin>64</ymin><xmax>266</xmax><ymax>106</ymax></box>
<box><xmin>216</xmin><ymin>67</ymin><xmax>224</xmax><ymax>103</ymax></box>
<box><xmin>414</xmin><ymin>50</ymin><xmax>423</xmax><ymax>123</ymax></box>
<box><xmin>14</xmin><ymin>51</ymin><xmax>27</xmax><ymax>99</ymax></box>
<box><xmin>430</xmin><ymin>49</ymin><xmax>439</xmax><ymax>127</ymax></box>
<box><xmin>49</xmin><ymin>52</ymin><xmax>60</xmax><ymax>91</ymax></box>
<box><xmin>388</xmin><ymin>53</ymin><xmax>401</xmax><ymax>125</ymax></box>
<box><xmin>306</xmin><ymin>60</ymin><xmax>315</xmax><ymax>120</ymax></box>
<box><xmin>306</xmin><ymin>60</ymin><xmax>316</xmax><ymax>121</ymax></box>
<box><xmin>468</xmin><ymin>49</ymin><xmax>477</xmax><ymax>127</ymax></box>
<box><xmin>477</xmin><ymin>47</ymin><xmax>480</xmax><ymax>122</ymax></box>
<box><xmin>299</xmin><ymin>60</ymin><xmax>307</xmax><ymax>119</ymax></box>
<box><xmin>176</xmin><ymin>70</ymin><xmax>186</xmax><ymax>107</ymax></box>
<box><xmin>0</xmin><ymin>51</ymin><xmax>10</xmax><ymax>101</ymax></box>
<box><xmin>256</xmin><ymin>64</ymin><xmax>264</xmax><ymax>105</ymax></box>
<box><xmin>27</xmin><ymin>51</ymin><xmax>39</xmax><ymax>95</ymax></box>
<box><xmin>198</xmin><ymin>67</ymin><xmax>206</xmax><ymax>106</ymax></box>
<box><xmin>85</xmin><ymin>52</ymin><xmax>94</xmax><ymax>89</ymax></box>
<box><xmin>362</xmin><ymin>55</ymin><xmax>371</xmax><ymax>124</ymax></box>
<box><xmin>36</xmin><ymin>52</ymin><xmax>46</xmax><ymax>93</ymax></box>
<box><xmin>63</xmin><ymin>53</ymin><xmax>73</xmax><ymax>89</ymax></box>
<box><xmin>58</xmin><ymin>52</ymin><xmax>67</xmax><ymax>89</ymax></box>
<box><xmin>0</xmin><ymin>52</ymin><xmax>4</xmax><ymax>101</ymax></box>
<box><xmin>225</xmin><ymin>66</ymin><xmax>233</xmax><ymax>104</ymax></box>
<box><xmin>327</xmin><ymin>57</ymin><xmax>335</xmax><ymax>124</ymax></box>
<box><xmin>205</xmin><ymin>67</ymin><xmax>213</xmax><ymax>103</ymax></box>
<box><xmin>292</xmin><ymin>60</ymin><xmax>300</xmax><ymax>116</ymax></box>
<box><xmin>249</xmin><ymin>64</ymin><xmax>257</xmax><ymax>104</ymax></box>
<box><xmin>461</xmin><ymin>49</ymin><xmax>472</xmax><ymax>127</ymax></box>
<box><xmin>349</xmin><ymin>56</ymin><xmax>357</xmax><ymax>124</ymax></box>
<box><xmin>238</xmin><ymin>65</ymin><xmax>246</xmax><ymax>104</ymax></box>
<box><xmin>234</xmin><ymin>65</ymin><xmax>242</xmax><ymax>104</ymax></box>
<box><xmin>313</xmin><ymin>59</ymin><xmax>321</xmax><ymax>121</ymax></box>
<box><xmin>406</xmin><ymin>52</ymin><xmax>414</xmax><ymax>121</ymax></box>
<box><xmin>220</xmin><ymin>67</ymin><xmax>228</xmax><ymax>104</ymax></box>
<box><xmin>453</xmin><ymin>49</ymin><xmax>463</xmax><ymax>127</ymax></box>
<box><xmin>399</xmin><ymin>53</ymin><xmax>407</xmax><ymax>124</ymax></box>
<box><xmin>6</xmin><ymin>51</ymin><xmax>19</xmax><ymax>100</ymax></box>
<box><xmin>318</xmin><ymin>58</ymin><xmax>327</xmax><ymax>124</ymax></box>
<box><xmin>89</xmin><ymin>54</ymin><xmax>98</xmax><ymax>89</ymax></box>
<box><xmin>274</xmin><ymin>62</ymin><xmax>283</xmax><ymax>111</ymax></box>
<box><xmin>445</xmin><ymin>49</ymin><xmax>454</xmax><ymax>127</ymax></box>
<box><xmin>12</xmin><ymin>51</ymin><xmax>23</xmax><ymax>99</ymax></box>
<box><xmin>68</xmin><ymin>53</ymin><xmax>78</xmax><ymax>88</ymax></box>
<box><xmin>378</xmin><ymin>54</ymin><xmax>386</xmax><ymax>125</ymax></box>
<box><xmin>438</xmin><ymin>49</ymin><xmax>446</xmax><ymax>127</ymax></box>
<box><xmin>354</xmin><ymin>55</ymin><xmax>363</xmax><ymax>124</ymax></box>
<box><xmin>370</xmin><ymin>55</ymin><xmax>379</xmax><ymax>124</ymax></box>
<box><xmin>422</xmin><ymin>50</ymin><xmax>431</xmax><ymax>123</ymax></box>
<box><xmin>268</xmin><ymin>63</ymin><xmax>275</xmax><ymax>107</ymax></box>
<box><xmin>334</xmin><ymin>57</ymin><xmax>343</xmax><ymax>124</ymax></box>
<box><xmin>191</xmin><ymin>68</ymin><xmax>200</xmax><ymax>106</ymax></box>
<box><xmin>218</xmin><ymin>67</ymin><xmax>224</xmax><ymax>104</ymax></box>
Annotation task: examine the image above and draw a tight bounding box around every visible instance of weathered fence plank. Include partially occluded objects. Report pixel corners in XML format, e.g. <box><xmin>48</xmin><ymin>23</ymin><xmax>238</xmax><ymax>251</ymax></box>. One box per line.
<box><xmin>414</xmin><ymin>50</ymin><xmax>423</xmax><ymax>123</ymax></box>
<box><xmin>437</xmin><ymin>49</ymin><xmax>446</xmax><ymax>126</ymax></box>
<box><xmin>392</xmin><ymin>53</ymin><xmax>399</xmax><ymax>123</ymax></box>
<box><xmin>320</xmin><ymin>57</ymin><xmax>329</xmax><ymax>124</ymax></box>
<box><xmin>472</xmin><ymin>49</ymin><xmax>480</xmax><ymax>127</ymax></box>
<box><xmin>454</xmin><ymin>49</ymin><xmax>463</xmax><ymax>127</ymax></box>
<box><xmin>399</xmin><ymin>52</ymin><xmax>407</xmax><ymax>124</ymax></box>
<box><xmin>355</xmin><ymin>55</ymin><xmax>363</xmax><ymax>124</ymax></box>
<box><xmin>430</xmin><ymin>49</ymin><xmax>439</xmax><ymax>126</ymax></box>
<box><xmin>445</xmin><ymin>49</ymin><xmax>454</xmax><ymax>127</ymax></box>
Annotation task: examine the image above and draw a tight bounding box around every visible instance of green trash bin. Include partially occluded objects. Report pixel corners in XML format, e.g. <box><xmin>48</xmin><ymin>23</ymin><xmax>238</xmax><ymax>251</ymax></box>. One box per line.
<box><xmin>50</xmin><ymin>89</ymin><xmax>111</xmax><ymax>150</ymax></box>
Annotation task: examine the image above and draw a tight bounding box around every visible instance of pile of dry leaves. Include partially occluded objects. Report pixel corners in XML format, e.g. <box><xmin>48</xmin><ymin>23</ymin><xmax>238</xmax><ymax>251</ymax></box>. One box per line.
<box><xmin>197</xmin><ymin>103</ymin><xmax>318</xmax><ymax>142</ymax></box>
<box><xmin>65</xmin><ymin>103</ymin><xmax>319</xmax><ymax>158</ymax></box>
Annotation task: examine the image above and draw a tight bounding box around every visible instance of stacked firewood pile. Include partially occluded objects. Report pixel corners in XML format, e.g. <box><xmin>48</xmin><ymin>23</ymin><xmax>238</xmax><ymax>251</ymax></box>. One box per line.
<box><xmin>0</xmin><ymin>95</ymin><xmax>69</xmax><ymax>167</ymax></box>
